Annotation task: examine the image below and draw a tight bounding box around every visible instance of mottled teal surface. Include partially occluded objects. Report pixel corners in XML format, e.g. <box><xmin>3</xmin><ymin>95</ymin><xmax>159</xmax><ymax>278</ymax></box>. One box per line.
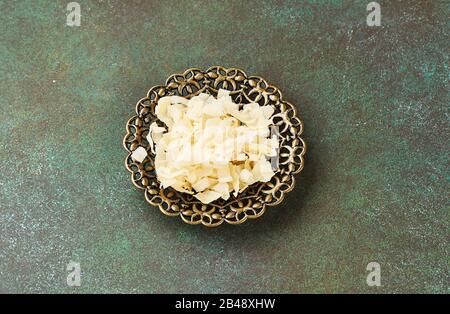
<box><xmin>0</xmin><ymin>0</ymin><xmax>448</xmax><ymax>293</ymax></box>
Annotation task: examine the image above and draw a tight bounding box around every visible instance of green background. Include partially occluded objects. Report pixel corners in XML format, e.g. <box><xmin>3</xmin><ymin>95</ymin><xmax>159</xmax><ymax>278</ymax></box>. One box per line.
<box><xmin>0</xmin><ymin>0</ymin><xmax>448</xmax><ymax>293</ymax></box>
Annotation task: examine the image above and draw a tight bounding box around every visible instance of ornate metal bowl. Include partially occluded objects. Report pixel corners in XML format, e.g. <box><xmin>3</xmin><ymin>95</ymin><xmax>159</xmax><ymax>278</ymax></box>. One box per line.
<box><xmin>123</xmin><ymin>66</ymin><xmax>306</xmax><ymax>227</ymax></box>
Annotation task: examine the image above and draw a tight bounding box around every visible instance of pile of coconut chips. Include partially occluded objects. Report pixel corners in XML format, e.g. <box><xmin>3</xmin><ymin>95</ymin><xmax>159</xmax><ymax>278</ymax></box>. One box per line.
<box><xmin>131</xmin><ymin>89</ymin><xmax>278</xmax><ymax>204</ymax></box>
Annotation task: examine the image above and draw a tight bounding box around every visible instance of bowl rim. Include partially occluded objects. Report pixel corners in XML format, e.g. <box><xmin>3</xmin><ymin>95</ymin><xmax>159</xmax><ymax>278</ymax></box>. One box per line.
<box><xmin>123</xmin><ymin>66</ymin><xmax>306</xmax><ymax>227</ymax></box>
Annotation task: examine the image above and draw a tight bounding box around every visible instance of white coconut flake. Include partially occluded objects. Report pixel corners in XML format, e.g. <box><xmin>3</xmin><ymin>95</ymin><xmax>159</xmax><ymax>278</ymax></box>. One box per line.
<box><xmin>131</xmin><ymin>146</ymin><xmax>147</xmax><ymax>163</ymax></box>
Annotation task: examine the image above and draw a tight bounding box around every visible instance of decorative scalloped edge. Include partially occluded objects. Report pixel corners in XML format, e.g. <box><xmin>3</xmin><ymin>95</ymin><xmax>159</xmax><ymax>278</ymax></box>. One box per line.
<box><xmin>123</xmin><ymin>66</ymin><xmax>306</xmax><ymax>227</ymax></box>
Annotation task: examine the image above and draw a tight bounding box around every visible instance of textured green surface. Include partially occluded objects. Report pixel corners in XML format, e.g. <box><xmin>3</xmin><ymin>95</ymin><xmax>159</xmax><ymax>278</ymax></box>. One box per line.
<box><xmin>0</xmin><ymin>0</ymin><xmax>448</xmax><ymax>293</ymax></box>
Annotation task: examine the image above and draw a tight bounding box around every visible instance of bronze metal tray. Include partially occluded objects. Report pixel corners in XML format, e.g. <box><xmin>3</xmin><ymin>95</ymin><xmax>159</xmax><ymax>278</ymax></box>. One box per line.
<box><xmin>123</xmin><ymin>66</ymin><xmax>306</xmax><ymax>226</ymax></box>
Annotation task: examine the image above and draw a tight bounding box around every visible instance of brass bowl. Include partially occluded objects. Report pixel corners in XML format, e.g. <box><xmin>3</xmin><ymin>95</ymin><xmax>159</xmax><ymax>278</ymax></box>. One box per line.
<box><xmin>123</xmin><ymin>66</ymin><xmax>306</xmax><ymax>227</ymax></box>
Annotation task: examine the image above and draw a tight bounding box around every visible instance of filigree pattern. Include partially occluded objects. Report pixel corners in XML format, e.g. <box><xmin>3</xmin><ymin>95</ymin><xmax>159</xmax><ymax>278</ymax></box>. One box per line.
<box><xmin>123</xmin><ymin>66</ymin><xmax>306</xmax><ymax>226</ymax></box>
